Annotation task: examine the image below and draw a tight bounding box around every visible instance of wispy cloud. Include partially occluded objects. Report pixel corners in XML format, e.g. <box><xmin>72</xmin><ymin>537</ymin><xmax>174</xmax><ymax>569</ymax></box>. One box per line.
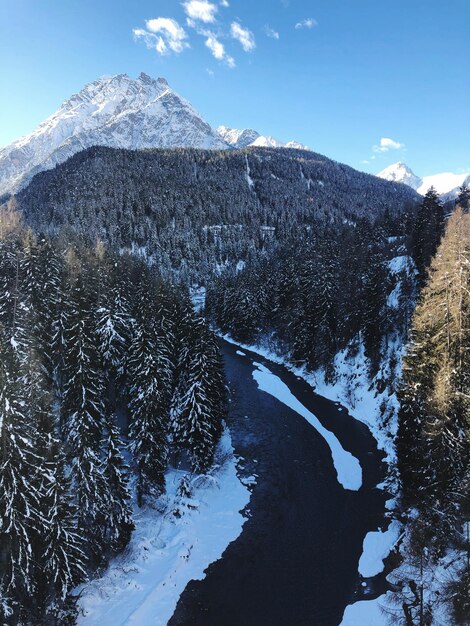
<box><xmin>230</xmin><ymin>22</ymin><xmax>256</xmax><ymax>52</ymax></box>
<box><xmin>183</xmin><ymin>0</ymin><xmax>218</xmax><ymax>23</ymax></box>
<box><xmin>205</xmin><ymin>33</ymin><xmax>236</xmax><ymax>67</ymax></box>
<box><xmin>295</xmin><ymin>18</ymin><xmax>318</xmax><ymax>29</ymax></box>
<box><xmin>133</xmin><ymin>18</ymin><xmax>189</xmax><ymax>55</ymax></box>
<box><xmin>220</xmin><ymin>0</ymin><xmax>229</xmax><ymax>6</ymax></box>
<box><xmin>265</xmin><ymin>25</ymin><xmax>280</xmax><ymax>40</ymax></box>
<box><xmin>373</xmin><ymin>137</ymin><xmax>405</xmax><ymax>153</ymax></box>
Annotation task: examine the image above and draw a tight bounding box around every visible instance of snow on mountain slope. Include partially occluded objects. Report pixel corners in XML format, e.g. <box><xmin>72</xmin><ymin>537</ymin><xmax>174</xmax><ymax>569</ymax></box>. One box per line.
<box><xmin>418</xmin><ymin>172</ymin><xmax>470</xmax><ymax>196</ymax></box>
<box><xmin>216</xmin><ymin>126</ymin><xmax>261</xmax><ymax>149</ymax></box>
<box><xmin>377</xmin><ymin>161</ymin><xmax>469</xmax><ymax>199</ymax></box>
<box><xmin>217</xmin><ymin>126</ymin><xmax>309</xmax><ymax>151</ymax></box>
<box><xmin>377</xmin><ymin>162</ymin><xmax>422</xmax><ymax>191</ymax></box>
<box><xmin>0</xmin><ymin>73</ymin><xmax>228</xmax><ymax>195</ymax></box>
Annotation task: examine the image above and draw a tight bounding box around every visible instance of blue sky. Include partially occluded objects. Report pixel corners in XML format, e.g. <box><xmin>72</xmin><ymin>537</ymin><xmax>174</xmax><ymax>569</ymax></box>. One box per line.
<box><xmin>1</xmin><ymin>0</ymin><xmax>469</xmax><ymax>176</ymax></box>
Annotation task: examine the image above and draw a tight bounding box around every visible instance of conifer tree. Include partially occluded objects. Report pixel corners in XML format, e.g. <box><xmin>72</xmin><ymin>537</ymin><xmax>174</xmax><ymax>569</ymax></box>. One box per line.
<box><xmin>61</xmin><ymin>273</ymin><xmax>108</xmax><ymax>552</ymax></box>
<box><xmin>127</xmin><ymin>321</ymin><xmax>169</xmax><ymax>505</ymax></box>
<box><xmin>0</xmin><ymin>342</ymin><xmax>39</xmax><ymax>612</ymax></box>
<box><xmin>102</xmin><ymin>415</ymin><xmax>134</xmax><ymax>549</ymax></box>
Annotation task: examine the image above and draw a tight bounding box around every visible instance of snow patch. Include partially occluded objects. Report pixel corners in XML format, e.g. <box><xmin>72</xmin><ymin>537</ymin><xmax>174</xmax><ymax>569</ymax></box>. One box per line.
<box><xmin>340</xmin><ymin>596</ymin><xmax>391</xmax><ymax>626</ymax></box>
<box><xmin>245</xmin><ymin>155</ymin><xmax>254</xmax><ymax>190</ymax></box>
<box><xmin>358</xmin><ymin>520</ymin><xmax>401</xmax><ymax>578</ymax></box>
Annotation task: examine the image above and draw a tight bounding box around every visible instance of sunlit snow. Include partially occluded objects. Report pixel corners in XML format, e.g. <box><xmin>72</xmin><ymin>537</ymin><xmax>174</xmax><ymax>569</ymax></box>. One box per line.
<box><xmin>76</xmin><ymin>431</ymin><xmax>250</xmax><ymax>626</ymax></box>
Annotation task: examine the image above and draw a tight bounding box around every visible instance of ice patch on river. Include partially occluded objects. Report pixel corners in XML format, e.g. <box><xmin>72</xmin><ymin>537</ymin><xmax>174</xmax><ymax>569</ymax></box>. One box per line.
<box><xmin>75</xmin><ymin>430</ymin><xmax>250</xmax><ymax>625</ymax></box>
<box><xmin>252</xmin><ymin>362</ymin><xmax>362</xmax><ymax>491</ymax></box>
<box><xmin>340</xmin><ymin>595</ymin><xmax>392</xmax><ymax>626</ymax></box>
<box><xmin>358</xmin><ymin>520</ymin><xmax>402</xmax><ymax>577</ymax></box>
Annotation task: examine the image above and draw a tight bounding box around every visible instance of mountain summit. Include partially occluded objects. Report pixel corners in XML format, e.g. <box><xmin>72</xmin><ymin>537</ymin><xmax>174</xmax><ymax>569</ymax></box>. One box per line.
<box><xmin>377</xmin><ymin>161</ymin><xmax>470</xmax><ymax>199</ymax></box>
<box><xmin>0</xmin><ymin>73</ymin><xmax>228</xmax><ymax>195</ymax></box>
<box><xmin>377</xmin><ymin>162</ymin><xmax>422</xmax><ymax>191</ymax></box>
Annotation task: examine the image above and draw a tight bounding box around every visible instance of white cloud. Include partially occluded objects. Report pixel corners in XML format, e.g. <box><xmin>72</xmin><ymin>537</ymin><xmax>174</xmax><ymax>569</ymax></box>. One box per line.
<box><xmin>183</xmin><ymin>0</ymin><xmax>218</xmax><ymax>23</ymax></box>
<box><xmin>205</xmin><ymin>33</ymin><xmax>235</xmax><ymax>67</ymax></box>
<box><xmin>373</xmin><ymin>137</ymin><xmax>405</xmax><ymax>153</ymax></box>
<box><xmin>265</xmin><ymin>25</ymin><xmax>280</xmax><ymax>40</ymax></box>
<box><xmin>230</xmin><ymin>22</ymin><xmax>256</xmax><ymax>52</ymax></box>
<box><xmin>295</xmin><ymin>18</ymin><xmax>318</xmax><ymax>29</ymax></box>
<box><xmin>220</xmin><ymin>0</ymin><xmax>229</xmax><ymax>6</ymax></box>
<box><xmin>133</xmin><ymin>18</ymin><xmax>189</xmax><ymax>55</ymax></box>
<box><xmin>205</xmin><ymin>34</ymin><xmax>224</xmax><ymax>59</ymax></box>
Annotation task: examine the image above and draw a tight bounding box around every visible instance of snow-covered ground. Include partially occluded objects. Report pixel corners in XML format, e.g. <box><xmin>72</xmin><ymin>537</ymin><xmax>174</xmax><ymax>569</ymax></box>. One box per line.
<box><xmin>252</xmin><ymin>361</ymin><xmax>362</xmax><ymax>491</ymax></box>
<box><xmin>75</xmin><ymin>431</ymin><xmax>251</xmax><ymax>625</ymax></box>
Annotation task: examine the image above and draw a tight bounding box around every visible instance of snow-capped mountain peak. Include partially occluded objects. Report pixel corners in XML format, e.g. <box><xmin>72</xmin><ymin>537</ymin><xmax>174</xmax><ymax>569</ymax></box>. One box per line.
<box><xmin>377</xmin><ymin>161</ymin><xmax>470</xmax><ymax>199</ymax></box>
<box><xmin>377</xmin><ymin>162</ymin><xmax>422</xmax><ymax>191</ymax></box>
<box><xmin>0</xmin><ymin>73</ymin><xmax>228</xmax><ymax>195</ymax></box>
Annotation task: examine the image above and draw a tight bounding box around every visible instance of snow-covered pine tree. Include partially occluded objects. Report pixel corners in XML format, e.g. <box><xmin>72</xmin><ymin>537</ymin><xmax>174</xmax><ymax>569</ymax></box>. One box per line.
<box><xmin>61</xmin><ymin>271</ymin><xmax>109</xmax><ymax>555</ymax></box>
<box><xmin>102</xmin><ymin>414</ymin><xmax>134</xmax><ymax>549</ymax></box>
<box><xmin>40</xmin><ymin>446</ymin><xmax>87</xmax><ymax>609</ymax></box>
<box><xmin>0</xmin><ymin>340</ymin><xmax>40</xmax><ymax>616</ymax></box>
<box><xmin>175</xmin><ymin>318</ymin><xmax>225</xmax><ymax>474</ymax></box>
<box><xmin>127</xmin><ymin>320</ymin><xmax>169</xmax><ymax>506</ymax></box>
<box><xmin>95</xmin><ymin>283</ymin><xmax>130</xmax><ymax>379</ymax></box>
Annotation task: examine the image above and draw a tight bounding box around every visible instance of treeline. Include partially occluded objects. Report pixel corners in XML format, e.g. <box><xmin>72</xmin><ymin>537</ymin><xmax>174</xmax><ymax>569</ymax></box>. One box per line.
<box><xmin>15</xmin><ymin>146</ymin><xmax>419</xmax><ymax>283</ymax></box>
<box><xmin>0</xmin><ymin>213</ymin><xmax>226</xmax><ymax>624</ymax></box>
<box><xmin>395</xmin><ymin>197</ymin><xmax>470</xmax><ymax>624</ymax></box>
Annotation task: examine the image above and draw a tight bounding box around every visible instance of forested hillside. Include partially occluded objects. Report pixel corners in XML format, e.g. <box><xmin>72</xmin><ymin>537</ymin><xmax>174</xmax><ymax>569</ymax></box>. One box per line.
<box><xmin>206</xmin><ymin>189</ymin><xmax>445</xmax><ymax>379</ymax></box>
<box><xmin>14</xmin><ymin>146</ymin><xmax>419</xmax><ymax>282</ymax></box>
<box><xmin>0</xmin><ymin>207</ymin><xmax>227</xmax><ymax>625</ymax></box>
<box><xmin>394</xmin><ymin>201</ymin><xmax>470</xmax><ymax>624</ymax></box>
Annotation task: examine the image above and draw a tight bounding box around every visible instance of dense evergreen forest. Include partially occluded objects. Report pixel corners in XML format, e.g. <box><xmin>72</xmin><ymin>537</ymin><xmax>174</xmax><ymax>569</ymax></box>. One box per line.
<box><xmin>14</xmin><ymin>146</ymin><xmax>418</xmax><ymax>282</ymax></box>
<box><xmin>394</xmin><ymin>197</ymin><xmax>470</xmax><ymax>625</ymax></box>
<box><xmin>0</xmin><ymin>207</ymin><xmax>227</xmax><ymax>625</ymax></box>
<box><xmin>206</xmin><ymin>189</ymin><xmax>445</xmax><ymax>378</ymax></box>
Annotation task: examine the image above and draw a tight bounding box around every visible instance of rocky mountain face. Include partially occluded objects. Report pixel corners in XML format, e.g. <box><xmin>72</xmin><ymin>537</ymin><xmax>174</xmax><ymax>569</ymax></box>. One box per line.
<box><xmin>377</xmin><ymin>161</ymin><xmax>470</xmax><ymax>199</ymax></box>
<box><xmin>0</xmin><ymin>73</ymin><xmax>228</xmax><ymax>196</ymax></box>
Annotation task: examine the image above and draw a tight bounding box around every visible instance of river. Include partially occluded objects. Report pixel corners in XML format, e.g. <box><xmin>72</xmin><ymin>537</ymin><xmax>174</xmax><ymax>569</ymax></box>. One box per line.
<box><xmin>169</xmin><ymin>338</ymin><xmax>389</xmax><ymax>626</ymax></box>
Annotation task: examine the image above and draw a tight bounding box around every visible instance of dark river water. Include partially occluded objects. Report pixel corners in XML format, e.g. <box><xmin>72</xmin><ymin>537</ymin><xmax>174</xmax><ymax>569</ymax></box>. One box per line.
<box><xmin>169</xmin><ymin>338</ymin><xmax>389</xmax><ymax>626</ymax></box>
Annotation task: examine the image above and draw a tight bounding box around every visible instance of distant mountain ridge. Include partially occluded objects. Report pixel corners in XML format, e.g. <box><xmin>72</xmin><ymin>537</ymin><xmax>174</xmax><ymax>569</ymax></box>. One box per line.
<box><xmin>377</xmin><ymin>161</ymin><xmax>470</xmax><ymax>200</ymax></box>
<box><xmin>217</xmin><ymin>125</ymin><xmax>309</xmax><ymax>151</ymax></box>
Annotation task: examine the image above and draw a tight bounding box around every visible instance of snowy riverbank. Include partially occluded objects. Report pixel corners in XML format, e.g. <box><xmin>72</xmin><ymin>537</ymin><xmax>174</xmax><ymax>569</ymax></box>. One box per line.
<box><xmin>75</xmin><ymin>431</ymin><xmax>251</xmax><ymax>625</ymax></box>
